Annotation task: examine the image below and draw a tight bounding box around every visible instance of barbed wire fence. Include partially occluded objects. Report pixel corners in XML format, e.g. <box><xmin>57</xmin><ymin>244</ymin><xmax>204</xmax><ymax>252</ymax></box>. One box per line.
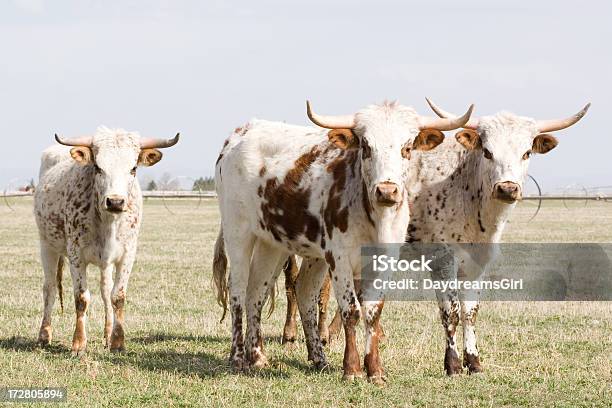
<box><xmin>3</xmin><ymin>175</ymin><xmax>611</xmax><ymax>220</ymax></box>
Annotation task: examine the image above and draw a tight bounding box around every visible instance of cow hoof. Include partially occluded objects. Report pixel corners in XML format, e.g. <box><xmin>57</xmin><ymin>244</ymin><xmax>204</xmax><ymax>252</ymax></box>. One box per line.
<box><xmin>445</xmin><ymin>349</ymin><xmax>463</xmax><ymax>376</ymax></box>
<box><xmin>312</xmin><ymin>360</ymin><xmax>330</xmax><ymax>371</ymax></box>
<box><xmin>249</xmin><ymin>355</ymin><xmax>269</xmax><ymax>369</ymax></box>
<box><xmin>368</xmin><ymin>375</ymin><xmax>387</xmax><ymax>386</ymax></box>
<box><xmin>342</xmin><ymin>371</ymin><xmax>364</xmax><ymax>383</ymax></box>
<box><xmin>281</xmin><ymin>335</ymin><xmax>296</xmax><ymax>344</ymax></box>
<box><xmin>467</xmin><ymin>365</ymin><xmax>483</xmax><ymax>375</ymax></box>
<box><xmin>109</xmin><ymin>339</ymin><xmax>125</xmax><ymax>352</ymax></box>
<box><xmin>71</xmin><ymin>348</ymin><xmax>86</xmax><ymax>357</ymax></box>
<box><xmin>282</xmin><ymin>339</ymin><xmax>297</xmax><ymax>350</ymax></box>
<box><xmin>231</xmin><ymin>357</ymin><xmax>247</xmax><ymax>372</ymax></box>
<box><xmin>464</xmin><ymin>353</ymin><xmax>483</xmax><ymax>375</ymax></box>
<box><xmin>37</xmin><ymin>326</ymin><xmax>52</xmax><ymax>346</ymax></box>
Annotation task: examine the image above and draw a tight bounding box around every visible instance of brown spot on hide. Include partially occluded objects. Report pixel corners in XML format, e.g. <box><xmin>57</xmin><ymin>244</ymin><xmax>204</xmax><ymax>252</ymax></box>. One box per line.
<box><xmin>260</xmin><ymin>146</ymin><xmax>321</xmax><ymax>242</ymax></box>
<box><xmin>323</xmin><ymin>150</ymin><xmax>357</xmax><ymax>238</ymax></box>
<box><xmin>325</xmin><ymin>251</ymin><xmax>336</xmax><ymax>271</ymax></box>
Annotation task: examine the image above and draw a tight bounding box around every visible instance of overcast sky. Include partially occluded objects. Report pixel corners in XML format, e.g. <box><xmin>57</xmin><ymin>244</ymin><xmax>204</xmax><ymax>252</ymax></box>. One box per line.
<box><xmin>1</xmin><ymin>0</ymin><xmax>609</xmax><ymax>191</ymax></box>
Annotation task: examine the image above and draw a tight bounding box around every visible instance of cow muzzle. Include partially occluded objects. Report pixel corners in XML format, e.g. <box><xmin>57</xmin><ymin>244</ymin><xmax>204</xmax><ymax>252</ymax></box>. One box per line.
<box><xmin>493</xmin><ymin>182</ymin><xmax>521</xmax><ymax>203</ymax></box>
<box><xmin>374</xmin><ymin>182</ymin><xmax>402</xmax><ymax>207</ymax></box>
<box><xmin>104</xmin><ymin>195</ymin><xmax>127</xmax><ymax>213</ymax></box>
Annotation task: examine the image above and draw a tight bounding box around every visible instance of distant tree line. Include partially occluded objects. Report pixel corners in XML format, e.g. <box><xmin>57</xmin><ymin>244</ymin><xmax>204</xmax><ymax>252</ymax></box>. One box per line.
<box><xmin>141</xmin><ymin>173</ymin><xmax>215</xmax><ymax>191</ymax></box>
<box><xmin>192</xmin><ymin>177</ymin><xmax>215</xmax><ymax>191</ymax></box>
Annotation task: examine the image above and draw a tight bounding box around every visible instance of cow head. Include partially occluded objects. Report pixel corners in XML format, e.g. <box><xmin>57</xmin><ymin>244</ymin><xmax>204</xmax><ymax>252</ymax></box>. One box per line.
<box><xmin>307</xmin><ymin>101</ymin><xmax>473</xmax><ymax>209</ymax></box>
<box><xmin>55</xmin><ymin>127</ymin><xmax>179</xmax><ymax>214</ymax></box>
<box><xmin>426</xmin><ymin>98</ymin><xmax>590</xmax><ymax>204</ymax></box>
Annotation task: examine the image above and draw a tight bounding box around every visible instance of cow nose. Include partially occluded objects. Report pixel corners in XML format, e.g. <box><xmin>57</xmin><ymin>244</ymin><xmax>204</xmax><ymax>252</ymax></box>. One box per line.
<box><xmin>375</xmin><ymin>182</ymin><xmax>401</xmax><ymax>206</ymax></box>
<box><xmin>105</xmin><ymin>196</ymin><xmax>126</xmax><ymax>212</ymax></box>
<box><xmin>494</xmin><ymin>182</ymin><xmax>521</xmax><ymax>203</ymax></box>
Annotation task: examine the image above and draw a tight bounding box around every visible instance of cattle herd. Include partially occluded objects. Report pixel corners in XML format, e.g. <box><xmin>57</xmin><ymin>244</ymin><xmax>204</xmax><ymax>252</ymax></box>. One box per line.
<box><xmin>33</xmin><ymin>98</ymin><xmax>590</xmax><ymax>385</ymax></box>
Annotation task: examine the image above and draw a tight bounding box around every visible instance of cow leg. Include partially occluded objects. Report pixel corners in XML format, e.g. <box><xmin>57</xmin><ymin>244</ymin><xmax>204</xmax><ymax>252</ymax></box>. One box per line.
<box><xmin>69</xmin><ymin>261</ymin><xmax>90</xmax><ymax>356</ymax></box>
<box><xmin>362</xmin><ymin>299</ymin><xmax>385</xmax><ymax>384</ymax></box>
<box><xmin>100</xmin><ymin>265</ymin><xmax>114</xmax><ymax>348</ymax></box>
<box><xmin>295</xmin><ymin>257</ymin><xmax>328</xmax><ymax>369</ymax></box>
<box><xmin>245</xmin><ymin>239</ymin><xmax>284</xmax><ymax>368</ymax></box>
<box><xmin>327</xmin><ymin>307</ymin><xmax>342</xmax><ymax>344</ymax></box>
<box><xmin>109</xmin><ymin>253</ymin><xmax>136</xmax><ymax>352</ymax></box>
<box><xmin>317</xmin><ymin>273</ymin><xmax>331</xmax><ymax>345</ymax></box>
<box><xmin>226</xmin><ymin>232</ymin><xmax>256</xmax><ymax>372</ymax></box>
<box><xmin>282</xmin><ymin>256</ymin><xmax>299</xmax><ymax>345</ymax></box>
<box><xmin>327</xmin><ymin>299</ymin><xmax>385</xmax><ymax>347</ymax></box>
<box><xmin>461</xmin><ymin>299</ymin><xmax>483</xmax><ymax>374</ymax></box>
<box><xmin>329</xmin><ymin>257</ymin><xmax>362</xmax><ymax>381</ymax></box>
<box><xmin>437</xmin><ymin>290</ymin><xmax>462</xmax><ymax>376</ymax></box>
<box><xmin>37</xmin><ymin>245</ymin><xmax>61</xmax><ymax>346</ymax></box>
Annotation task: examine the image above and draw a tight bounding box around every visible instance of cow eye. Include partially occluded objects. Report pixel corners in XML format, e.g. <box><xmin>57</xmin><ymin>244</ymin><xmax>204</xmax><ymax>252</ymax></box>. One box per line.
<box><xmin>483</xmin><ymin>148</ymin><xmax>493</xmax><ymax>160</ymax></box>
<box><xmin>522</xmin><ymin>150</ymin><xmax>532</xmax><ymax>160</ymax></box>
<box><xmin>401</xmin><ymin>144</ymin><xmax>411</xmax><ymax>160</ymax></box>
<box><xmin>130</xmin><ymin>166</ymin><xmax>137</xmax><ymax>175</ymax></box>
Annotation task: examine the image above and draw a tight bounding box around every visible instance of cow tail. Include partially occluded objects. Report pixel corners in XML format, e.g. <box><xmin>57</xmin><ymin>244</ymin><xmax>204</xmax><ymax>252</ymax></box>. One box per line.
<box><xmin>57</xmin><ymin>256</ymin><xmax>64</xmax><ymax>313</ymax></box>
<box><xmin>266</xmin><ymin>257</ymin><xmax>293</xmax><ymax>319</ymax></box>
<box><xmin>266</xmin><ymin>284</ymin><xmax>276</xmax><ymax>319</ymax></box>
<box><xmin>212</xmin><ymin>226</ymin><xmax>229</xmax><ymax>322</ymax></box>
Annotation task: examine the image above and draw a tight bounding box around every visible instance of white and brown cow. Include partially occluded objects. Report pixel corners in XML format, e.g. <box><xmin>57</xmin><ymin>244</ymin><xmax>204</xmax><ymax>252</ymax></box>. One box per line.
<box><xmin>404</xmin><ymin>99</ymin><xmax>590</xmax><ymax>375</ymax></box>
<box><xmin>213</xmin><ymin>101</ymin><xmax>473</xmax><ymax>383</ymax></box>
<box><xmin>35</xmin><ymin>127</ymin><xmax>179</xmax><ymax>355</ymax></box>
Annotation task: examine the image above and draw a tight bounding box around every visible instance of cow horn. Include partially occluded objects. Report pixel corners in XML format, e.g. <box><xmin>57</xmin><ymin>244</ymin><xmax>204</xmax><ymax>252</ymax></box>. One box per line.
<box><xmin>54</xmin><ymin>134</ymin><xmax>93</xmax><ymax>147</ymax></box>
<box><xmin>420</xmin><ymin>102</ymin><xmax>475</xmax><ymax>131</ymax></box>
<box><xmin>425</xmin><ymin>98</ymin><xmax>480</xmax><ymax>130</ymax></box>
<box><xmin>139</xmin><ymin>133</ymin><xmax>180</xmax><ymax>149</ymax></box>
<box><xmin>536</xmin><ymin>103</ymin><xmax>591</xmax><ymax>133</ymax></box>
<box><xmin>306</xmin><ymin>100</ymin><xmax>356</xmax><ymax>129</ymax></box>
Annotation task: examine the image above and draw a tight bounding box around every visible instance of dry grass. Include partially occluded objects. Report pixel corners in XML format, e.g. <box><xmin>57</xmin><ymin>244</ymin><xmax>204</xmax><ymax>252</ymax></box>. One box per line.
<box><xmin>0</xmin><ymin>198</ymin><xmax>610</xmax><ymax>407</ymax></box>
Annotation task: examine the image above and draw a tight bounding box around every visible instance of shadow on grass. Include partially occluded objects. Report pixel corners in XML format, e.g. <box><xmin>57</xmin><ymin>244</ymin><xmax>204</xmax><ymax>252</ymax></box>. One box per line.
<box><xmin>129</xmin><ymin>332</ymin><xmax>337</xmax><ymax>376</ymax></box>
<box><xmin>0</xmin><ymin>336</ymin><xmax>69</xmax><ymax>354</ymax></box>
<box><xmin>0</xmin><ymin>332</ymin><xmax>329</xmax><ymax>380</ymax></box>
<box><xmin>131</xmin><ymin>332</ymin><xmax>226</xmax><ymax>345</ymax></box>
<box><xmin>100</xmin><ymin>348</ymin><xmax>294</xmax><ymax>380</ymax></box>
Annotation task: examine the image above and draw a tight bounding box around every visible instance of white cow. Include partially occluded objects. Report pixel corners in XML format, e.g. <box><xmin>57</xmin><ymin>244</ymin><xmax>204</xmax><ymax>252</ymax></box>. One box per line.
<box><xmin>34</xmin><ymin>127</ymin><xmax>179</xmax><ymax>355</ymax></box>
<box><xmin>405</xmin><ymin>99</ymin><xmax>591</xmax><ymax>375</ymax></box>
<box><xmin>213</xmin><ymin>101</ymin><xmax>473</xmax><ymax>383</ymax></box>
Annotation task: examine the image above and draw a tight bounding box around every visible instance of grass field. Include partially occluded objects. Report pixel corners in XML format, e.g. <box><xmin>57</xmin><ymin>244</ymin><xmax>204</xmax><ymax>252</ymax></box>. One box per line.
<box><xmin>0</xmin><ymin>198</ymin><xmax>610</xmax><ymax>407</ymax></box>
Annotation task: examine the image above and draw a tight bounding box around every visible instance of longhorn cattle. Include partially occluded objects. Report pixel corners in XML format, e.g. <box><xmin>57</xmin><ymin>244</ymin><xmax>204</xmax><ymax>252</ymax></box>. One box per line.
<box><xmin>35</xmin><ymin>127</ymin><xmax>179</xmax><ymax>355</ymax></box>
<box><xmin>213</xmin><ymin>100</ymin><xmax>473</xmax><ymax>383</ymax></box>
<box><xmin>405</xmin><ymin>98</ymin><xmax>590</xmax><ymax>375</ymax></box>
<box><xmin>284</xmin><ymin>99</ymin><xmax>590</xmax><ymax>376</ymax></box>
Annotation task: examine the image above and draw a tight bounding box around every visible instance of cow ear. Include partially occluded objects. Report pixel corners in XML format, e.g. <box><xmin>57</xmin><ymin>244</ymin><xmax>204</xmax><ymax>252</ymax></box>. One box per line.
<box><xmin>532</xmin><ymin>134</ymin><xmax>558</xmax><ymax>154</ymax></box>
<box><xmin>413</xmin><ymin>129</ymin><xmax>445</xmax><ymax>151</ymax></box>
<box><xmin>138</xmin><ymin>149</ymin><xmax>163</xmax><ymax>167</ymax></box>
<box><xmin>328</xmin><ymin>129</ymin><xmax>358</xmax><ymax>150</ymax></box>
<box><xmin>455</xmin><ymin>129</ymin><xmax>481</xmax><ymax>150</ymax></box>
<box><xmin>70</xmin><ymin>147</ymin><xmax>93</xmax><ymax>165</ymax></box>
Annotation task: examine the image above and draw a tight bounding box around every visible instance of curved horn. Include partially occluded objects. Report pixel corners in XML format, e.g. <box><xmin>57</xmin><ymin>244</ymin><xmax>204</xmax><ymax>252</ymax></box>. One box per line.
<box><xmin>139</xmin><ymin>133</ymin><xmax>180</xmax><ymax>149</ymax></box>
<box><xmin>54</xmin><ymin>134</ymin><xmax>93</xmax><ymax>147</ymax></box>
<box><xmin>419</xmin><ymin>103</ymin><xmax>475</xmax><ymax>131</ymax></box>
<box><xmin>306</xmin><ymin>100</ymin><xmax>356</xmax><ymax>129</ymax></box>
<box><xmin>425</xmin><ymin>98</ymin><xmax>480</xmax><ymax>129</ymax></box>
<box><xmin>536</xmin><ymin>103</ymin><xmax>591</xmax><ymax>133</ymax></box>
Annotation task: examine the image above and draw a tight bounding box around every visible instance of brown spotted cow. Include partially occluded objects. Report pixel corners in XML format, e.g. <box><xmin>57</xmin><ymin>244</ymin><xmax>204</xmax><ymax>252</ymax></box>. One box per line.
<box><xmin>35</xmin><ymin>127</ymin><xmax>179</xmax><ymax>355</ymax></box>
<box><xmin>404</xmin><ymin>98</ymin><xmax>590</xmax><ymax>375</ymax></box>
<box><xmin>286</xmin><ymin>99</ymin><xmax>591</xmax><ymax>377</ymax></box>
<box><xmin>213</xmin><ymin>100</ymin><xmax>474</xmax><ymax>383</ymax></box>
